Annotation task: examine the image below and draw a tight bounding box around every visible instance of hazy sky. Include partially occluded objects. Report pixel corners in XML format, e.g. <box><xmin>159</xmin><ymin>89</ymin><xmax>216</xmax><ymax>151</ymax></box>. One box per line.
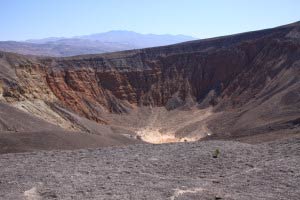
<box><xmin>1</xmin><ymin>0</ymin><xmax>300</xmax><ymax>41</ymax></box>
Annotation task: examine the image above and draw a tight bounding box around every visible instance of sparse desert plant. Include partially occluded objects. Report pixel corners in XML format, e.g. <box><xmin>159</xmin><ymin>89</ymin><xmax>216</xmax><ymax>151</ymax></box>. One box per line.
<box><xmin>213</xmin><ymin>148</ymin><xmax>220</xmax><ymax>158</ymax></box>
<box><xmin>136</xmin><ymin>135</ymin><xmax>142</xmax><ymax>140</ymax></box>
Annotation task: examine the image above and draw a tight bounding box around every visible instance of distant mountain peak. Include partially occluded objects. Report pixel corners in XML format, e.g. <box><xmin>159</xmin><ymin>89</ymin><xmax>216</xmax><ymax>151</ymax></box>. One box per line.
<box><xmin>77</xmin><ymin>30</ymin><xmax>196</xmax><ymax>44</ymax></box>
<box><xmin>0</xmin><ymin>31</ymin><xmax>197</xmax><ymax>57</ymax></box>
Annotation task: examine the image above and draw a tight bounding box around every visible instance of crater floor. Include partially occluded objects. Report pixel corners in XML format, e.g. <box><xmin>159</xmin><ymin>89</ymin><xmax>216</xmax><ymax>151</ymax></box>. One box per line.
<box><xmin>106</xmin><ymin>107</ymin><xmax>214</xmax><ymax>144</ymax></box>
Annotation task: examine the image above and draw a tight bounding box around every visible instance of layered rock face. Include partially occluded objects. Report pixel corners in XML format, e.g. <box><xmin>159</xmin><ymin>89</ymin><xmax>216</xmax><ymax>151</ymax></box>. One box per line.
<box><xmin>0</xmin><ymin>22</ymin><xmax>300</xmax><ymax>142</ymax></box>
<box><xmin>43</xmin><ymin>23</ymin><xmax>300</xmax><ymax>116</ymax></box>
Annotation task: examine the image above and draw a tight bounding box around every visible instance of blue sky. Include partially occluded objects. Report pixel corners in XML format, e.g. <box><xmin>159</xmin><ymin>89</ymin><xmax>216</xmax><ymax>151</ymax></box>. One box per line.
<box><xmin>1</xmin><ymin>0</ymin><xmax>300</xmax><ymax>41</ymax></box>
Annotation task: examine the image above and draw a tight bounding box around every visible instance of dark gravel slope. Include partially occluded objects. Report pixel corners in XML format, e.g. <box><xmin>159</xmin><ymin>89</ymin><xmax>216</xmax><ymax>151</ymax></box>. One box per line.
<box><xmin>0</xmin><ymin>103</ymin><xmax>141</xmax><ymax>154</ymax></box>
<box><xmin>0</xmin><ymin>137</ymin><xmax>299</xmax><ymax>200</ymax></box>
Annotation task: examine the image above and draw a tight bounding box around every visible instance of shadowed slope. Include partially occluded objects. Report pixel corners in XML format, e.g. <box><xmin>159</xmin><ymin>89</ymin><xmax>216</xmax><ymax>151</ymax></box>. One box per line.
<box><xmin>0</xmin><ymin>103</ymin><xmax>141</xmax><ymax>154</ymax></box>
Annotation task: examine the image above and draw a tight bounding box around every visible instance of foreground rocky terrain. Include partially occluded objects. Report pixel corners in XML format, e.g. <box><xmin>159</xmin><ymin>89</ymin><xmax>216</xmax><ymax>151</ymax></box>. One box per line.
<box><xmin>0</xmin><ymin>137</ymin><xmax>299</xmax><ymax>200</ymax></box>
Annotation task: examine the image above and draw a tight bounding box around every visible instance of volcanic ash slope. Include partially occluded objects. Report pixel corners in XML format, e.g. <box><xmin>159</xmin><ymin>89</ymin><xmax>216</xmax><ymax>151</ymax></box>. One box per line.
<box><xmin>0</xmin><ymin>137</ymin><xmax>299</xmax><ymax>200</ymax></box>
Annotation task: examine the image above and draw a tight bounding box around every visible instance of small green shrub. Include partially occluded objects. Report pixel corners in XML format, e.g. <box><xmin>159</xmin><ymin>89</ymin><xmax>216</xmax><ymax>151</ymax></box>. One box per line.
<box><xmin>213</xmin><ymin>148</ymin><xmax>220</xmax><ymax>158</ymax></box>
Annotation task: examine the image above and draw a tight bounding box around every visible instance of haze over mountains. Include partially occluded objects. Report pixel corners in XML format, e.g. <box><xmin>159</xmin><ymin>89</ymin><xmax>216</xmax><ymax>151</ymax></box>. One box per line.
<box><xmin>0</xmin><ymin>30</ymin><xmax>196</xmax><ymax>57</ymax></box>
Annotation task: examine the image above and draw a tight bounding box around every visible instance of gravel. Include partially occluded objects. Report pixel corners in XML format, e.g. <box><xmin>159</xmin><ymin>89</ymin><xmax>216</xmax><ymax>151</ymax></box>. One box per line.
<box><xmin>0</xmin><ymin>138</ymin><xmax>299</xmax><ymax>200</ymax></box>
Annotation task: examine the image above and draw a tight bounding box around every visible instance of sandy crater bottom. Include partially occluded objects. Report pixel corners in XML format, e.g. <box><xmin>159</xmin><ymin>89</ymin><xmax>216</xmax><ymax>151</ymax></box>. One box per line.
<box><xmin>134</xmin><ymin>107</ymin><xmax>213</xmax><ymax>144</ymax></box>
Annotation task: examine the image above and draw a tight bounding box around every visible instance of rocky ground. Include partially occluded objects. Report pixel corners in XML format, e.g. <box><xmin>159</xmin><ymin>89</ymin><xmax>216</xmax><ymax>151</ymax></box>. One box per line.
<box><xmin>0</xmin><ymin>135</ymin><xmax>299</xmax><ymax>200</ymax></box>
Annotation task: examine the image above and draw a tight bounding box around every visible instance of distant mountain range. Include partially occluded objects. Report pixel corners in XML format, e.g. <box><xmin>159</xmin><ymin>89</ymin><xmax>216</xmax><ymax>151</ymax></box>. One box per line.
<box><xmin>0</xmin><ymin>31</ymin><xmax>196</xmax><ymax>57</ymax></box>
